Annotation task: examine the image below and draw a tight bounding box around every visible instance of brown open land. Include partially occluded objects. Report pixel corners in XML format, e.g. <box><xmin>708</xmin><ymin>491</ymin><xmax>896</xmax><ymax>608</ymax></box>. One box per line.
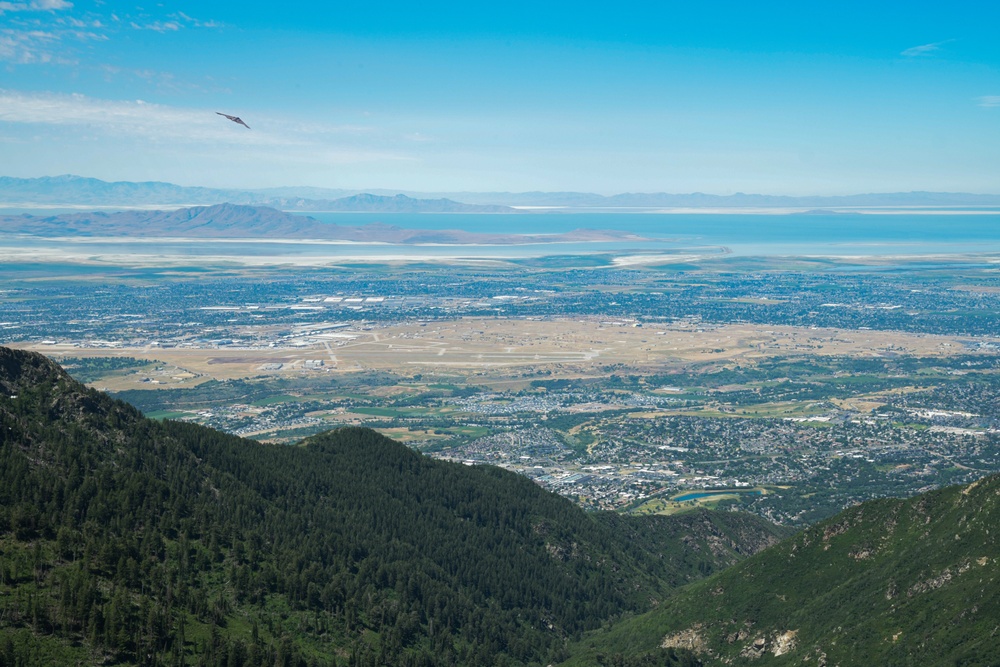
<box><xmin>18</xmin><ymin>317</ymin><xmax>998</xmax><ymax>391</ymax></box>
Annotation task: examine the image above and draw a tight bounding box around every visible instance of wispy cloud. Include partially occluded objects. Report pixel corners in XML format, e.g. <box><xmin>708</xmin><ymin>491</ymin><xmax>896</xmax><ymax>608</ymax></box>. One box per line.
<box><xmin>0</xmin><ymin>89</ymin><xmax>271</xmax><ymax>144</ymax></box>
<box><xmin>978</xmin><ymin>96</ymin><xmax>1000</xmax><ymax>108</ymax></box>
<box><xmin>0</xmin><ymin>0</ymin><xmax>75</xmax><ymax>62</ymax></box>
<box><xmin>0</xmin><ymin>28</ymin><xmax>73</xmax><ymax>64</ymax></box>
<box><xmin>171</xmin><ymin>11</ymin><xmax>222</xmax><ymax>30</ymax></box>
<box><xmin>120</xmin><ymin>10</ymin><xmax>224</xmax><ymax>33</ymax></box>
<box><xmin>0</xmin><ymin>4</ymin><xmax>222</xmax><ymax>65</ymax></box>
<box><xmin>0</xmin><ymin>0</ymin><xmax>72</xmax><ymax>13</ymax></box>
<box><xmin>901</xmin><ymin>39</ymin><xmax>954</xmax><ymax>57</ymax></box>
<box><xmin>129</xmin><ymin>20</ymin><xmax>180</xmax><ymax>33</ymax></box>
<box><xmin>0</xmin><ymin>89</ymin><xmax>407</xmax><ymax>166</ymax></box>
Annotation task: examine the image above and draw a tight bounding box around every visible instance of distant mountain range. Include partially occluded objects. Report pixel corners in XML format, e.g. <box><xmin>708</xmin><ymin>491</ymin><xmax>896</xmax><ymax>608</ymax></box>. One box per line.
<box><xmin>267</xmin><ymin>193</ymin><xmax>513</xmax><ymax>213</ymax></box>
<box><xmin>3</xmin><ymin>175</ymin><xmax>1000</xmax><ymax>210</ymax></box>
<box><xmin>0</xmin><ymin>202</ymin><xmax>647</xmax><ymax>243</ymax></box>
<box><xmin>0</xmin><ymin>175</ymin><xmax>253</xmax><ymax>206</ymax></box>
<box><xmin>0</xmin><ymin>176</ymin><xmax>511</xmax><ymax>213</ymax></box>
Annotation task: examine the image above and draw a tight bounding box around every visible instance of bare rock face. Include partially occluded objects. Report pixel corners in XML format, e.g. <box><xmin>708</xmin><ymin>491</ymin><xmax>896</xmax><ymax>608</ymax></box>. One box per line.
<box><xmin>772</xmin><ymin>630</ymin><xmax>798</xmax><ymax>656</ymax></box>
<box><xmin>661</xmin><ymin>625</ymin><xmax>708</xmax><ymax>653</ymax></box>
<box><xmin>740</xmin><ymin>635</ymin><xmax>768</xmax><ymax>659</ymax></box>
<box><xmin>736</xmin><ymin>630</ymin><xmax>798</xmax><ymax>659</ymax></box>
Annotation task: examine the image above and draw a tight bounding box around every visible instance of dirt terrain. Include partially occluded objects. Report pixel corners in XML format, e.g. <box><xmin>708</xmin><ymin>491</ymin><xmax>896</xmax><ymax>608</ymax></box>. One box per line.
<box><xmin>20</xmin><ymin>317</ymin><xmax>992</xmax><ymax>391</ymax></box>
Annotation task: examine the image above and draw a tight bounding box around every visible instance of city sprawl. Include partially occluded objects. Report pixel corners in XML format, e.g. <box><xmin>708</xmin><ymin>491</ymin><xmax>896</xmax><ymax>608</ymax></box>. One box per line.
<box><xmin>4</xmin><ymin>255</ymin><xmax>1000</xmax><ymax>525</ymax></box>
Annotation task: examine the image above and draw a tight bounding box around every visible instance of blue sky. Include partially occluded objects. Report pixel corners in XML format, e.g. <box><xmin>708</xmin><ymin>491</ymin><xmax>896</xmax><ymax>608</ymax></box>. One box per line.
<box><xmin>1</xmin><ymin>1</ymin><xmax>999</xmax><ymax>193</ymax></box>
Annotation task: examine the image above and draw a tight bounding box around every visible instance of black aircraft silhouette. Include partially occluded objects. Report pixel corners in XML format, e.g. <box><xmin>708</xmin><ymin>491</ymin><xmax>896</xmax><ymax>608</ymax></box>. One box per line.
<box><xmin>216</xmin><ymin>112</ymin><xmax>250</xmax><ymax>129</ymax></box>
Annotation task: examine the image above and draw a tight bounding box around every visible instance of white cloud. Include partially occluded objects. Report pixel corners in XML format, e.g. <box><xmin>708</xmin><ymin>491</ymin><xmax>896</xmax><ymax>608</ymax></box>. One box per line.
<box><xmin>900</xmin><ymin>39</ymin><xmax>954</xmax><ymax>57</ymax></box>
<box><xmin>0</xmin><ymin>89</ymin><xmax>411</xmax><ymax>167</ymax></box>
<box><xmin>0</xmin><ymin>0</ymin><xmax>79</xmax><ymax>63</ymax></box>
<box><xmin>127</xmin><ymin>10</ymin><xmax>222</xmax><ymax>32</ymax></box>
<box><xmin>0</xmin><ymin>28</ymin><xmax>72</xmax><ymax>64</ymax></box>
<box><xmin>978</xmin><ymin>96</ymin><xmax>1000</xmax><ymax>108</ymax></box>
<box><xmin>171</xmin><ymin>11</ymin><xmax>222</xmax><ymax>29</ymax></box>
<box><xmin>0</xmin><ymin>89</ymin><xmax>263</xmax><ymax>143</ymax></box>
<box><xmin>0</xmin><ymin>4</ymin><xmax>220</xmax><ymax>65</ymax></box>
<box><xmin>0</xmin><ymin>0</ymin><xmax>72</xmax><ymax>13</ymax></box>
<box><xmin>129</xmin><ymin>20</ymin><xmax>180</xmax><ymax>33</ymax></box>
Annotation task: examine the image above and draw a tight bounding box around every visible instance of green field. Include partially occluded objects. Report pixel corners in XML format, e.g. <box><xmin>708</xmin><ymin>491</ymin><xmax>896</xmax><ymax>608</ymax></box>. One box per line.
<box><xmin>630</xmin><ymin>488</ymin><xmax>767</xmax><ymax>516</ymax></box>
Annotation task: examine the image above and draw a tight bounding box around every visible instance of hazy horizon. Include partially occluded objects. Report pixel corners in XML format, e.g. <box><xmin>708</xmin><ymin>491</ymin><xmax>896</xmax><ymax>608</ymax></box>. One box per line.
<box><xmin>6</xmin><ymin>173</ymin><xmax>1000</xmax><ymax>202</ymax></box>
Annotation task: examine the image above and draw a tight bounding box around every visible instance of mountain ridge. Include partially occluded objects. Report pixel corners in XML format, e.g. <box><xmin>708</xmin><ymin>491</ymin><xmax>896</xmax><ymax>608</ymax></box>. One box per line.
<box><xmin>0</xmin><ymin>345</ymin><xmax>786</xmax><ymax>666</ymax></box>
<box><xmin>0</xmin><ymin>203</ymin><xmax>647</xmax><ymax>243</ymax></box>
<box><xmin>0</xmin><ymin>176</ymin><xmax>510</xmax><ymax>213</ymax></box>
<box><xmin>563</xmin><ymin>470</ymin><xmax>1000</xmax><ymax>666</ymax></box>
<box><xmin>3</xmin><ymin>175</ymin><xmax>1000</xmax><ymax>209</ymax></box>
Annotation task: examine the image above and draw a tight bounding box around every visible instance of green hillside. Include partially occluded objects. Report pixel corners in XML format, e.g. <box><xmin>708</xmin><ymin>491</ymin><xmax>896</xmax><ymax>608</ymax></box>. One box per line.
<box><xmin>564</xmin><ymin>472</ymin><xmax>1000</xmax><ymax>666</ymax></box>
<box><xmin>0</xmin><ymin>347</ymin><xmax>786</xmax><ymax>666</ymax></box>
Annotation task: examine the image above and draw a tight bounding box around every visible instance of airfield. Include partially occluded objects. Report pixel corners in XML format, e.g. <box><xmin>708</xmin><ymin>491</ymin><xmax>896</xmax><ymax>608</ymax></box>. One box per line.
<box><xmin>12</xmin><ymin>310</ymin><xmax>1000</xmax><ymax>522</ymax></box>
<box><xmin>23</xmin><ymin>316</ymin><xmax>994</xmax><ymax>392</ymax></box>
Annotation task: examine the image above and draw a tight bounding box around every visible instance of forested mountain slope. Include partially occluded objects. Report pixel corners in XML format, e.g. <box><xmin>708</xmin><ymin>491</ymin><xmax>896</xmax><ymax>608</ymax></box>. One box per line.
<box><xmin>0</xmin><ymin>347</ymin><xmax>787</xmax><ymax>666</ymax></box>
<box><xmin>564</xmin><ymin>471</ymin><xmax>1000</xmax><ymax>666</ymax></box>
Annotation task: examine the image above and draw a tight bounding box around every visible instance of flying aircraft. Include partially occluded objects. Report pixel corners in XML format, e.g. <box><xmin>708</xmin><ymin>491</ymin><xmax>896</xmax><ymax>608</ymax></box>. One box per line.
<box><xmin>216</xmin><ymin>112</ymin><xmax>251</xmax><ymax>129</ymax></box>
